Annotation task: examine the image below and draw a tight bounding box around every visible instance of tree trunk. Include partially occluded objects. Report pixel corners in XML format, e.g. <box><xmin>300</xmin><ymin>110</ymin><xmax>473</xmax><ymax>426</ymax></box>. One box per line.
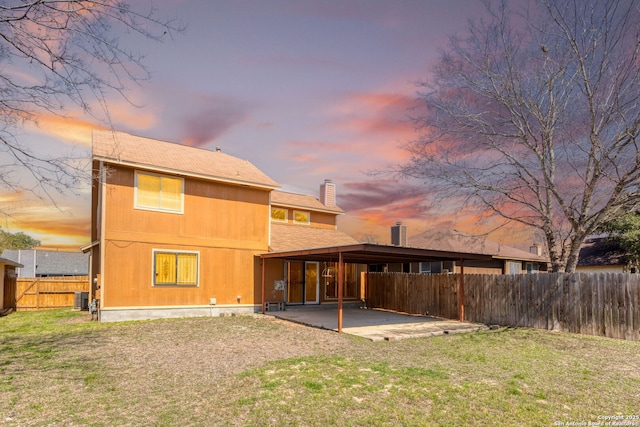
<box><xmin>544</xmin><ymin>229</ymin><xmax>565</xmax><ymax>272</ymax></box>
<box><xmin>564</xmin><ymin>236</ymin><xmax>585</xmax><ymax>273</ymax></box>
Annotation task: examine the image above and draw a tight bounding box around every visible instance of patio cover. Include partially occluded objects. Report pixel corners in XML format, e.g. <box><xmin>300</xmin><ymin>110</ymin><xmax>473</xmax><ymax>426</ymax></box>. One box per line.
<box><xmin>260</xmin><ymin>243</ymin><xmax>493</xmax><ymax>332</ymax></box>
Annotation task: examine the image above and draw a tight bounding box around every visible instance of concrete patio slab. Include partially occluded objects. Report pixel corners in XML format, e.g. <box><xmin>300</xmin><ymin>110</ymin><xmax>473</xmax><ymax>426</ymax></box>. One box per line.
<box><xmin>268</xmin><ymin>306</ymin><xmax>488</xmax><ymax>341</ymax></box>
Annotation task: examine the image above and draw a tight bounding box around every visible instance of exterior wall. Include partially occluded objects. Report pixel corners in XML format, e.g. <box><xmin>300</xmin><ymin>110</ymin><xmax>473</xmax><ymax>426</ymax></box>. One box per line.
<box><xmin>0</xmin><ymin>265</ymin><xmax>4</xmax><ymax>310</ymax></box>
<box><xmin>263</xmin><ymin>259</ymin><xmax>286</xmax><ymax>303</ymax></box>
<box><xmin>2</xmin><ymin>265</ymin><xmax>17</xmax><ymax>311</ymax></box>
<box><xmin>2</xmin><ymin>250</ymin><xmax>36</xmax><ymax>278</ymax></box>
<box><xmin>262</xmin><ymin>258</ymin><xmax>364</xmax><ymax>306</ymax></box>
<box><xmin>387</xmin><ymin>263</ymin><xmax>407</xmax><ymax>273</ymax></box>
<box><xmin>456</xmin><ymin>259</ymin><xmax>505</xmax><ymax>275</ymax></box>
<box><xmin>271</xmin><ymin>205</ymin><xmax>337</xmax><ymax>229</ymax></box>
<box><xmin>98</xmin><ymin>164</ymin><xmax>270</xmax><ymax>319</ymax></box>
<box><xmin>576</xmin><ymin>265</ymin><xmax>626</xmax><ymax>273</ymax></box>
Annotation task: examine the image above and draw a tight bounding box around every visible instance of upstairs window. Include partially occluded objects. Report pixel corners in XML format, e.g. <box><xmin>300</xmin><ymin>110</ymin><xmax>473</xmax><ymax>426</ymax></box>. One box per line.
<box><xmin>271</xmin><ymin>207</ymin><xmax>288</xmax><ymax>222</ymax></box>
<box><xmin>135</xmin><ymin>171</ymin><xmax>184</xmax><ymax>213</ymax></box>
<box><xmin>153</xmin><ymin>250</ymin><xmax>198</xmax><ymax>286</ymax></box>
<box><xmin>293</xmin><ymin>210</ymin><xmax>310</xmax><ymax>225</ymax></box>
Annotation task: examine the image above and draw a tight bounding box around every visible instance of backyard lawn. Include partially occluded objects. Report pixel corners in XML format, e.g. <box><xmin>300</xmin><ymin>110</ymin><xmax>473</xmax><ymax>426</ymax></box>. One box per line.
<box><xmin>0</xmin><ymin>309</ymin><xmax>638</xmax><ymax>426</ymax></box>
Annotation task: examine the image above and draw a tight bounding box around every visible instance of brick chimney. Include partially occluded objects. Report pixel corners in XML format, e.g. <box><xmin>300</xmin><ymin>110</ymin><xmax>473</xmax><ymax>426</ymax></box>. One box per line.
<box><xmin>391</xmin><ymin>222</ymin><xmax>407</xmax><ymax>246</ymax></box>
<box><xmin>320</xmin><ymin>179</ymin><xmax>336</xmax><ymax>207</ymax></box>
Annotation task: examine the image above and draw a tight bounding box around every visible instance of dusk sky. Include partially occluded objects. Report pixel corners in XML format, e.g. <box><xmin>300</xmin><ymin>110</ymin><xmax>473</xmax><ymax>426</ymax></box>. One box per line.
<box><xmin>3</xmin><ymin>0</ymin><xmax>537</xmax><ymax>250</ymax></box>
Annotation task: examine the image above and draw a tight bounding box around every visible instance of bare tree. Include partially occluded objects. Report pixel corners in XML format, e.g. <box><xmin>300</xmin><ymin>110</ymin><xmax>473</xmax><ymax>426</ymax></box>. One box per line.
<box><xmin>0</xmin><ymin>1</ymin><xmax>181</xmax><ymax>202</ymax></box>
<box><xmin>402</xmin><ymin>0</ymin><xmax>640</xmax><ymax>272</ymax></box>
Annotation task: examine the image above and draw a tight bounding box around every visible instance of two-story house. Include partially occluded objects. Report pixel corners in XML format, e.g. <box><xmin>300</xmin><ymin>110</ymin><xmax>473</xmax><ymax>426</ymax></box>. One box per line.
<box><xmin>88</xmin><ymin>130</ymin><xmax>360</xmax><ymax>321</ymax></box>
<box><xmin>89</xmin><ymin>130</ymin><xmax>546</xmax><ymax>322</ymax></box>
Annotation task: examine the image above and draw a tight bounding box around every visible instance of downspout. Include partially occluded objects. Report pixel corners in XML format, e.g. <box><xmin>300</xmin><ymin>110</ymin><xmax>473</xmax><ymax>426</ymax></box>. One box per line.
<box><xmin>99</xmin><ymin>161</ymin><xmax>107</xmax><ymax>314</ymax></box>
<box><xmin>338</xmin><ymin>251</ymin><xmax>343</xmax><ymax>333</ymax></box>
<box><xmin>459</xmin><ymin>259</ymin><xmax>465</xmax><ymax>322</ymax></box>
<box><xmin>261</xmin><ymin>258</ymin><xmax>266</xmax><ymax>314</ymax></box>
<box><xmin>263</xmin><ymin>191</ymin><xmax>271</xmax><ymax>315</ymax></box>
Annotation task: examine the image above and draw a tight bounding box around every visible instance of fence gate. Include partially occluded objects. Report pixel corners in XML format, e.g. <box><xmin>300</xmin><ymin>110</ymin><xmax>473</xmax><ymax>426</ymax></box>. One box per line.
<box><xmin>16</xmin><ymin>276</ymin><xmax>89</xmax><ymax>311</ymax></box>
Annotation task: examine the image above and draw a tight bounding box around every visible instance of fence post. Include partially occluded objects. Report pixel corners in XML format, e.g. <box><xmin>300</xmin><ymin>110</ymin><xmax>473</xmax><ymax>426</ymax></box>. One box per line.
<box><xmin>459</xmin><ymin>259</ymin><xmax>465</xmax><ymax>321</ymax></box>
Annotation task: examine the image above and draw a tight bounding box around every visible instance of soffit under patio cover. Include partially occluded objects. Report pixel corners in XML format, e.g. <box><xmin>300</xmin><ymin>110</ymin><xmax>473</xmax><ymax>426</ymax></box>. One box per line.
<box><xmin>260</xmin><ymin>243</ymin><xmax>493</xmax><ymax>265</ymax></box>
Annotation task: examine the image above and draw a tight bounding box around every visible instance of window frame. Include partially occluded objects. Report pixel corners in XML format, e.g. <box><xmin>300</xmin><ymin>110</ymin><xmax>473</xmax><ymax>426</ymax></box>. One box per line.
<box><xmin>293</xmin><ymin>210</ymin><xmax>310</xmax><ymax>225</ymax></box>
<box><xmin>525</xmin><ymin>262</ymin><xmax>539</xmax><ymax>274</ymax></box>
<box><xmin>508</xmin><ymin>260</ymin><xmax>521</xmax><ymax>274</ymax></box>
<box><xmin>420</xmin><ymin>261</ymin><xmax>443</xmax><ymax>274</ymax></box>
<box><xmin>271</xmin><ymin>207</ymin><xmax>288</xmax><ymax>222</ymax></box>
<box><xmin>152</xmin><ymin>249</ymin><xmax>200</xmax><ymax>287</ymax></box>
<box><xmin>134</xmin><ymin>170</ymin><xmax>185</xmax><ymax>214</ymax></box>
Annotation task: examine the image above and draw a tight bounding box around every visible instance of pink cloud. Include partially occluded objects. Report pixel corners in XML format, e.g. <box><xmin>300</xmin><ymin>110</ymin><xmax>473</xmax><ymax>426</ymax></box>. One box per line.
<box><xmin>1</xmin><ymin>197</ymin><xmax>90</xmax><ymax>250</ymax></box>
<box><xmin>178</xmin><ymin>97</ymin><xmax>252</xmax><ymax>147</ymax></box>
<box><xmin>254</xmin><ymin>121</ymin><xmax>274</xmax><ymax>128</ymax></box>
<box><xmin>339</xmin><ymin>179</ymin><xmax>427</xmax><ymax>216</ymax></box>
<box><xmin>26</xmin><ymin>113</ymin><xmax>108</xmax><ymax>146</ymax></box>
<box><xmin>331</xmin><ymin>92</ymin><xmax>419</xmax><ymax>138</ymax></box>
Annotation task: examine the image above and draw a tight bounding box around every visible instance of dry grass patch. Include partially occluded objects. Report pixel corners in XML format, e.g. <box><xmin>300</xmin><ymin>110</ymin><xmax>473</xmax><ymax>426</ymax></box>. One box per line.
<box><xmin>1</xmin><ymin>310</ymin><xmax>638</xmax><ymax>426</ymax></box>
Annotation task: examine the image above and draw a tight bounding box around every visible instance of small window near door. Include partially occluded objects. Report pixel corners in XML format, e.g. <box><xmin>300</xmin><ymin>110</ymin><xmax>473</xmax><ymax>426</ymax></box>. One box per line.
<box><xmin>293</xmin><ymin>210</ymin><xmax>310</xmax><ymax>224</ymax></box>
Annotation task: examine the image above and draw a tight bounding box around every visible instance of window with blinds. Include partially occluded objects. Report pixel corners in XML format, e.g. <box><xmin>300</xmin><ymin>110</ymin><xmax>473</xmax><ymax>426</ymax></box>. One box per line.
<box><xmin>135</xmin><ymin>171</ymin><xmax>184</xmax><ymax>213</ymax></box>
<box><xmin>153</xmin><ymin>251</ymin><xmax>198</xmax><ymax>286</ymax></box>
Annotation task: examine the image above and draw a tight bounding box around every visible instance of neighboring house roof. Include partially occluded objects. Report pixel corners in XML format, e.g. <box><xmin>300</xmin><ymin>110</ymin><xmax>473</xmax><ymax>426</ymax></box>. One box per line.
<box><xmin>0</xmin><ymin>256</ymin><xmax>23</xmax><ymax>268</ymax></box>
<box><xmin>270</xmin><ymin>222</ymin><xmax>359</xmax><ymax>252</ymax></box>
<box><xmin>2</xmin><ymin>250</ymin><xmax>88</xmax><ymax>277</ymax></box>
<box><xmin>408</xmin><ymin>229</ymin><xmax>549</xmax><ymax>263</ymax></box>
<box><xmin>271</xmin><ymin>190</ymin><xmax>344</xmax><ymax>214</ymax></box>
<box><xmin>577</xmin><ymin>237</ymin><xmax>628</xmax><ymax>267</ymax></box>
<box><xmin>93</xmin><ymin>130</ymin><xmax>279</xmax><ymax>190</ymax></box>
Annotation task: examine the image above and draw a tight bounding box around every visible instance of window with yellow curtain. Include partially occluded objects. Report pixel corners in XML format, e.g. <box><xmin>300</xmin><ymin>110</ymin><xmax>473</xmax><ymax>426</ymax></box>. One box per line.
<box><xmin>153</xmin><ymin>251</ymin><xmax>198</xmax><ymax>286</ymax></box>
<box><xmin>136</xmin><ymin>171</ymin><xmax>184</xmax><ymax>213</ymax></box>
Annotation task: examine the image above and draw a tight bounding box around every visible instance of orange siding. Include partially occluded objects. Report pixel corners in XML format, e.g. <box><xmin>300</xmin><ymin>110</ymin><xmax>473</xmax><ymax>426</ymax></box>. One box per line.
<box><xmin>263</xmin><ymin>259</ymin><xmax>286</xmax><ymax>303</ymax></box>
<box><xmin>309</xmin><ymin>211</ymin><xmax>338</xmax><ymax>229</ymax></box>
<box><xmin>271</xmin><ymin>205</ymin><xmax>338</xmax><ymax>230</ymax></box>
<box><xmin>100</xmin><ymin>165</ymin><xmax>270</xmax><ymax>308</ymax></box>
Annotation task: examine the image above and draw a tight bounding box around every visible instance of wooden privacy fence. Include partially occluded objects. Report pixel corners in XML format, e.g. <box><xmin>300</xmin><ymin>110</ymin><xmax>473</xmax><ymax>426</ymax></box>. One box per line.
<box><xmin>16</xmin><ymin>276</ymin><xmax>89</xmax><ymax>311</ymax></box>
<box><xmin>366</xmin><ymin>272</ymin><xmax>640</xmax><ymax>341</ymax></box>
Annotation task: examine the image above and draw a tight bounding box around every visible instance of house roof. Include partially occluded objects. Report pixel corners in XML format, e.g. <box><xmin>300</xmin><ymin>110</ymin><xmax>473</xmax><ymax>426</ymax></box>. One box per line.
<box><xmin>0</xmin><ymin>256</ymin><xmax>23</xmax><ymax>268</ymax></box>
<box><xmin>270</xmin><ymin>222</ymin><xmax>358</xmax><ymax>252</ymax></box>
<box><xmin>271</xmin><ymin>190</ymin><xmax>344</xmax><ymax>214</ymax></box>
<box><xmin>2</xmin><ymin>250</ymin><xmax>88</xmax><ymax>276</ymax></box>
<box><xmin>266</xmin><ymin>224</ymin><xmax>496</xmax><ymax>264</ymax></box>
<box><xmin>92</xmin><ymin>130</ymin><xmax>279</xmax><ymax>190</ymax></box>
<box><xmin>262</xmin><ymin>242</ymin><xmax>493</xmax><ymax>264</ymax></box>
<box><xmin>577</xmin><ymin>237</ymin><xmax>628</xmax><ymax>267</ymax></box>
<box><xmin>408</xmin><ymin>229</ymin><xmax>549</xmax><ymax>263</ymax></box>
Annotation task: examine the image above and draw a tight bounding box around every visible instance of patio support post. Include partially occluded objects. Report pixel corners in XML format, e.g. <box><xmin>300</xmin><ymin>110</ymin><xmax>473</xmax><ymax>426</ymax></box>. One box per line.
<box><xmin>459</xmin><ymin>259</ymin><xmax>465</xmax><ymax>322</ymax></box>
<box><xmin>338</xmin><ymin>251</ymin><xmax>343</xmax><ymax>333</ymax></box>
<box><xmin>261</xmin><ymin>258</ymin><xmax>266</xmax><ymax>314</ymax></box>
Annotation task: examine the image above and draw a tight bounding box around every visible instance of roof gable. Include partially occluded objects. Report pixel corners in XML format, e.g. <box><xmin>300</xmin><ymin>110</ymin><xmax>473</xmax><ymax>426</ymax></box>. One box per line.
<box><xmin>93</xmin><ymin>130</ymin><xmax>279</xmax><ymax>190</ymax></box>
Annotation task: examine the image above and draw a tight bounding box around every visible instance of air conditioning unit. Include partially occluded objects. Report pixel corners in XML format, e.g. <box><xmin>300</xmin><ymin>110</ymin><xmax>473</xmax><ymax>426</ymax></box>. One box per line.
<box><xmin>74</xmin><ymin>292</ymin><xmax>89</xmax><ymax>311</ymax></box>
